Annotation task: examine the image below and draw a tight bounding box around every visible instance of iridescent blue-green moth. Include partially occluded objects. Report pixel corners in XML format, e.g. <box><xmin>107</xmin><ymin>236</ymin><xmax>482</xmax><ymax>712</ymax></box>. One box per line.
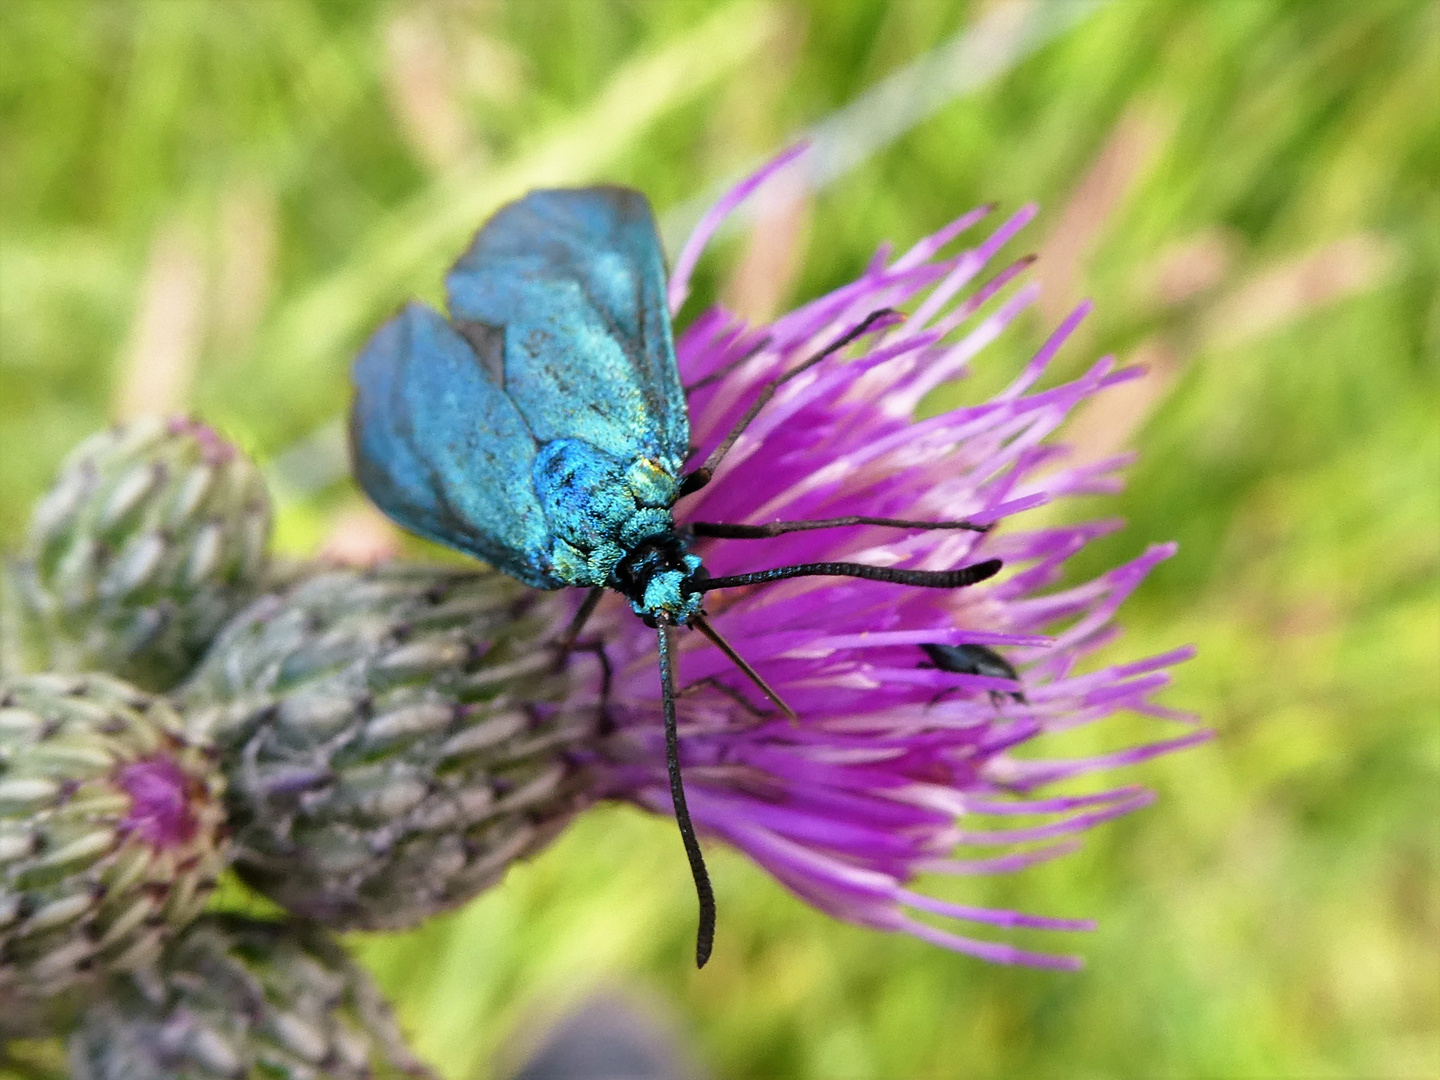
<box><xmin>350</xmin><ymin>187</ymin><xmax>1000</xmax><ymax>965</ymax></box>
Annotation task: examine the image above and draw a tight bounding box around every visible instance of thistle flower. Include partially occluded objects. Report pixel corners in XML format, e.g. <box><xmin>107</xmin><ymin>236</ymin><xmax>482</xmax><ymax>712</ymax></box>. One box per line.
<box><xmin>570</xmin><ymin>152</ymin><xmax>1209</xmax><ymax>969</ymax></box>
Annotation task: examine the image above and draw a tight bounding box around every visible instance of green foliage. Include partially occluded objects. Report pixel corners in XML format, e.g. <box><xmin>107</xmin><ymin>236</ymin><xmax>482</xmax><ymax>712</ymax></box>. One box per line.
<box><xmin>1</xmin><ymin>1</ymin><xmax>1435</xmax><ymax>1077</ymax></box>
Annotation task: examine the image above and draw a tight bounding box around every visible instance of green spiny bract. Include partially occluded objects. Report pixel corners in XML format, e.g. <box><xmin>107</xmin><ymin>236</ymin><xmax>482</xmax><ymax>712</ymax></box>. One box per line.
<box><xmin>178</xmin><ymin>565</ymin><xmax>601</xmax><ymax>931</ymax></box>
<box><xmin>68</xmin><ymin>914</ymin><xmax>433</xmax><ymax>1080</ymax></box>
<box><xmin>3</xmin><ymin>417</ymin><xmax>272</xmax><ymax>692</ymax></box>
<box><xmin>0</xmin><ymin>673</ymin><xmax>228</xmax><ymax>1032</ymax></box>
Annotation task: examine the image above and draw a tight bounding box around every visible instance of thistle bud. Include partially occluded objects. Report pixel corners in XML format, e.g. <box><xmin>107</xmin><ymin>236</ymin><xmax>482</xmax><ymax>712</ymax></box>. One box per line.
<box><xmin>178</xmin><ymin>565</ymin><xmax>600</xmax><ymax>930</ymax></box>
<box><xmin>5</xmin><ymin>417</ymin><xmax>271</xmax><ymax>691</ymax></box>
<box><xmin>68</xmin><ymin>915</ymin><xmax>433</xmax><ymax>1079</ymax></box>
<box><xmin>0</xmin><ymin>673</ymin><xmax>227</xmax><ymax>1032</ymax></box>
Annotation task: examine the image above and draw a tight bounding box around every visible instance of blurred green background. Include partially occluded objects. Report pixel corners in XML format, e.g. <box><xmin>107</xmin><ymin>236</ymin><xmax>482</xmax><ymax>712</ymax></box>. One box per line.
<box><xmin>2</xmin><ymin>1</ymin><xmax>1436</xmax><ymax>1077</ymax></box>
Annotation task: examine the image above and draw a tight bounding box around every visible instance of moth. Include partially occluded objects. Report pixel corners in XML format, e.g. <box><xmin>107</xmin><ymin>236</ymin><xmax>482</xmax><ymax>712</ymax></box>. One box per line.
<box><xmin>350</xmin><ymin>187</ymin><xmax>999</xmax><ymax>965</ymax></box>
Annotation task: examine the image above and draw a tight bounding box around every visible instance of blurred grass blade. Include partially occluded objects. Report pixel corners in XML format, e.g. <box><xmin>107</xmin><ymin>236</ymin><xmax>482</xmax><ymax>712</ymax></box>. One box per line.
<box><xmin>661</xmin><ymin>0</ymin><xmax>1106</xmax><ymax>249</ymax></box>
<box><xmin>260</xmin><ymin>1</ymin><xmax>780</xmax><ymax>379</ymax></box>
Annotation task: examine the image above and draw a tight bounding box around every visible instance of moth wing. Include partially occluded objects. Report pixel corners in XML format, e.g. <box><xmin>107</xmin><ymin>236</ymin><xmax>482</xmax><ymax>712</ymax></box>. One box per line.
<box><xmin>349</xmin><ymin>302</ymin><xmax>563</xmax><ymax>588</ymax></box>
<box><xmin>445</xmin><ymin>186</ymin><xmax>689</xmax><ymax>475</ymax></box>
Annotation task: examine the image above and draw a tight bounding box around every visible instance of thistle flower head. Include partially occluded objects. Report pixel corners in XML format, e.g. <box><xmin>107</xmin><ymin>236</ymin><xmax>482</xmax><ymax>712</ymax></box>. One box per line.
<box><xmin>3</xmin><ymin>415</ymin><xmax>272</xmax><ymax>691</ymax></box>
<box><xmin>179</xmin><ymin>565</ymin><xmax>597</xmax><ymax>931</ymax></box>
<box><xmin>0</xmin><ymin>673</ymin><xmax>228</xmax><ymax>1026</ymax></box>
<box><xmin>576</xmin><ymin>151</ymin><xmax>1208</xmax><ymax>969</ymax></box>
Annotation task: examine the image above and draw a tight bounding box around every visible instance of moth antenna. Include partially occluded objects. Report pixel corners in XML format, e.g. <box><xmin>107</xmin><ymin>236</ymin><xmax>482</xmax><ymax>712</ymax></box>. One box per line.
<box><xmin>678</xmin><ymin>675</ymin><xmax>776</xmax><ymax>721</ymax></box>
<box><xmin>689</xmin><ymin>514</ymin><xmax>991</xmax><ymax>538</ymax></box>
<box><xmin>683</xmin><ymin>334</ymin><xmax>772</xmax><ymax>394</ymax></box>
<box><xmin>693</xmin><ymin>558</ymin><xmax>1003</xmax><ymax>594</ymax></box>
<box><xmin>657</xmin><ymin>623</ymin><xmax>716</xmax><ymax>968</ymax></box>
<box><xmin>679</xmin><ymin>308</ymin><xmax>901</xmax><ymax>497</ymax></box>
<box><xmin>691</xmin><ymin>615</ymin><xmax>797</xmax><ymax>721</ymax></box>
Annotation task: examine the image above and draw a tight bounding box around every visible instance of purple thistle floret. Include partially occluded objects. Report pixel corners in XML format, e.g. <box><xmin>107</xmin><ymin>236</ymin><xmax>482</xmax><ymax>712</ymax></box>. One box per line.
<box><xmin>118</xmin><ymin>756</ymin><xmax>200</xmax><ymax>849</ymax></box>
<box><xmin>577</xmin><ymin>151</ymin><xmax>1209</xmax><ymax>970</ymax></box>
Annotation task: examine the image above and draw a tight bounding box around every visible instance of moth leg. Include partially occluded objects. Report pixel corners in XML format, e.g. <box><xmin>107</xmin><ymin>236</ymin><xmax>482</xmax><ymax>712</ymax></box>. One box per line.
<box><xmin>565</xmin><ymin>638</ymin><xmax>615</xmax><ymax>732</ymax></box>
<box><xmin>678</xmin><ymin>676</ymin><xmax>776</xmax><ymax>721</ymax></box>
<box><xmin>689</xmin><ymin>615</ymin><xmax>795</xmax><ymax>719</ymax></box>
<box><xmin>553</xmin><ymin>587</ymin><xmax>611</xmax><ymax>729</ymax></box>
<box><xmin>556</xmin><ymin>587</ymin><xmax>605</xmax><ymax>652</ymax></box>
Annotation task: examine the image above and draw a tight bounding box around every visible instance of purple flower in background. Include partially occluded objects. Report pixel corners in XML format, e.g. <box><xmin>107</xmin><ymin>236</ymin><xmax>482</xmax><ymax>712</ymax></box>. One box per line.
<box><xmin>573</xmin><ymin>150</ymin><xmax>1208</xmax><ymax>969</ymax></box>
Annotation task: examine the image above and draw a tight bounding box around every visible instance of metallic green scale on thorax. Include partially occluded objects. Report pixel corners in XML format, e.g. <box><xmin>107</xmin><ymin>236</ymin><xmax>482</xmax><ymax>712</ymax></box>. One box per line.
<box><xmin>532</xmin><ymin>437</ymin><xmax>703</xmax><ymax>623</ymax></box>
